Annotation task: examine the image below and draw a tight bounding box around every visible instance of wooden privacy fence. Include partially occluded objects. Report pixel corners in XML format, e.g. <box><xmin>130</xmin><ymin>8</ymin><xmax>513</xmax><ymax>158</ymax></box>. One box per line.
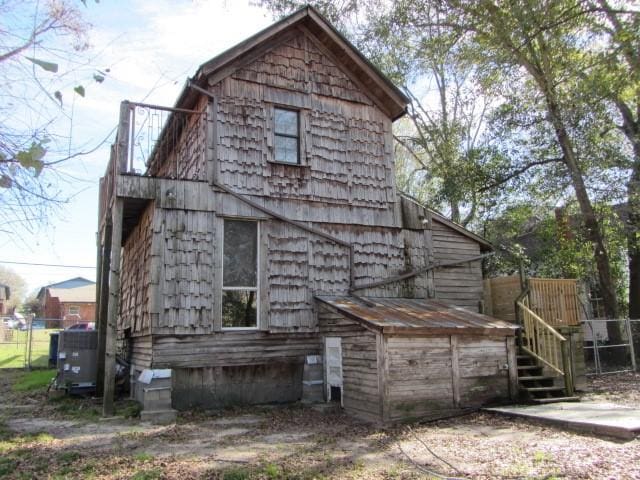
<box><xmin>529</xmin><ymin>278</ymin><xmax>580</xmax><ymax>326</ymax></box>
<box><xmin>484</xmin><ymin>276</ymin><xmax>580</xmax><ymax>327</ymax></box>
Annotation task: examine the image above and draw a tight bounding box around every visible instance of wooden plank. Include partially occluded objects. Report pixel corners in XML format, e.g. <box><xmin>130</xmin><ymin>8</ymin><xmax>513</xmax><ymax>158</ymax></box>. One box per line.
<box><xmin>506</xmin><ymin>336</ymin><xmax>518</xmax><ymax>401</ymax></box>
<box><xmin>103</xmin><ymin>197</ymin><xmax>123</xmax><ymax>416</ymax></box>
<box><xmin>451</xmin><ymin>336</ymin><xmax>460</xmax><ymax>407</ymax></box>
<box><xmin>377</xmin><ymin>332</ymin><xmax>387</xmax><ymax>421</ymax></box>
<box><xmin>95</xmin><ymin>223</ymin><xmax>111</xmax><ymax>397</ymax></box>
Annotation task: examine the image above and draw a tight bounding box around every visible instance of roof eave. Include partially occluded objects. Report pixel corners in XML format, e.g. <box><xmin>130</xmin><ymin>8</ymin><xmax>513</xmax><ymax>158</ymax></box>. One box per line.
<box><xmin>399</xmin><ymin>192</ymin><xmax>493</xmax><ymax>251</ymax></box>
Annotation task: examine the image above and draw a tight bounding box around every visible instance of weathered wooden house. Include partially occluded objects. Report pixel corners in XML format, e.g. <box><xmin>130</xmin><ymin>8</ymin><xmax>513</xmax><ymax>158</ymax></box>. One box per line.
<box><xmin>96</xmin><ymin>6</ymin><xmax>523</xmax><ymax>423</ymax></box>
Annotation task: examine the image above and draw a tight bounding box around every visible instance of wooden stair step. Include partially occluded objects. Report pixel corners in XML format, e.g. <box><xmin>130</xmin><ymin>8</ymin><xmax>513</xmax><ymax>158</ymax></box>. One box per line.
<box><xmin>523</xmin><ymin>386</ymin><xmax>565</xmax><ymax>392</ymax></box>
<box><xmin>531</xmin><ymin>396</ymin><xmax>580</xmax><ymax>404</ymax></box>
<box><xmin>518</xmin><ymin>375</ymin><xmax>556</xmax><ymax>382</ymax></box>
<box><xmin>517</xmin><ymin>364</ymin><xmax>540</xmax><ymax>369</ymax></box>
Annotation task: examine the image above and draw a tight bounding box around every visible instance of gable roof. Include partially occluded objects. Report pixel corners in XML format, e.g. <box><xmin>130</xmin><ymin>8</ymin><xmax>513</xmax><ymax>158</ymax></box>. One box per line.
<box><xmin>399</xmin><ymin>192</ymin><xmax>493</xmax><ymax>251</ymax></box>
<box><xmin>37</xmin><ymin>277</ymin><xmax>95</xmax><ymax>300</ymax></box>
<box><xmin>430</xmin><ymin>210</ymin><xmax>493</xmax><ymax>252</ymax></box>
<box><xmin>178</xmin><ymin>5</ymin><xmax>408</xmax><ymax>120</ymax></box>
<box><xmin>48</xmin><ymin>284</ymin><xmax>96</xmax><ymax>303</ymax></box>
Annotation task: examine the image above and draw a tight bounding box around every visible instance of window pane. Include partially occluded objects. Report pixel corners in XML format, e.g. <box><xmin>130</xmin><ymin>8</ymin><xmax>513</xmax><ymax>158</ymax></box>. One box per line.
<box><xmin>275</xmin><ymin>135</ymin><xmax>299</xmax><ymax>163</ymax></box>
<box><xmin>223</xmin><ymin>220</ymin><xmax>257</xmax><ymax>287</ymax></box>
<box><xmin>275</xmin><ymin>108</ymin><xmax>298</xmax><ymax>136</ymax></box>
<box><xmin>222</xmin><ymin>290</ymin><xmax>257</xmax><ymax>328</ymax></box>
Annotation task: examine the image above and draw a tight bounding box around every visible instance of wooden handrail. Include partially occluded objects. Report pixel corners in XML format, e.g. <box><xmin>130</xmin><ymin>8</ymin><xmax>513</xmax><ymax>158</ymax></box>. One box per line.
<box><xmin>517</xmin><ymin>301</ymin><xmax>567</xmax><ymax>375</ymax></box>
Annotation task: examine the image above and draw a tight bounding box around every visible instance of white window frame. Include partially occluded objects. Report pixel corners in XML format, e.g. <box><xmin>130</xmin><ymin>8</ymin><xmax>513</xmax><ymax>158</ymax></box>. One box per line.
<box><xmin>68</xmin><ymin>306</ymin><xmax>80</xmax><ymax>316</ymax></box>
<box><xmin>221</xmin><ymin>218</ymin><xmax>260</xmax><ymax>331</ymax></box>
<box><xmin>273</xmin><ymin>106</ymin><xmax>300</xmax><ymax>165</ymax></box>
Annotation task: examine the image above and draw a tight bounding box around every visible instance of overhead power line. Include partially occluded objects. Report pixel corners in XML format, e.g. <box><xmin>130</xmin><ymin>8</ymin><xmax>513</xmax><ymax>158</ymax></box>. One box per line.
<box><xmin>0</xmin><ymin>260</ymin><xmax>95</xmax><ymax>269</ymax></box>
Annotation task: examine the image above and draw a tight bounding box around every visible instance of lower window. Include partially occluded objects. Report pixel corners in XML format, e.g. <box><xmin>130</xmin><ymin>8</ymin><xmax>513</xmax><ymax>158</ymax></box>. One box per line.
<box><xmin>222</xmin><ymin>219</ymin><xmax>259</xmax><ymax>329</ymax></box>
<box><xmin>222</xmin><ymin>290</ymin><xmax>257</xmax><ymax>328</ymax></box>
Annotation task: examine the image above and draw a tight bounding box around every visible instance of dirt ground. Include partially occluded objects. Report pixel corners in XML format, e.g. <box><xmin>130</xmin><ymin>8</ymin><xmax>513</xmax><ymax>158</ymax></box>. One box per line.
<box><xmin>0</xmin><ymin>370</ymin><xmax>639</xmax><ymax>480</ymax></box>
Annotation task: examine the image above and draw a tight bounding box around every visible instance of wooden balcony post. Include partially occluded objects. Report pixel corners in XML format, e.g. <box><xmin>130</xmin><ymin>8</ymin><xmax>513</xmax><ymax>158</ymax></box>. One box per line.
<box><xmin>96</xmin><ymin>222</ymin><xmax>111</xmax><ymax>397</ymax></box>
<box><xmin>103</xmin><ymin>199</ymin><xmax>122</xmax><ymax>416</ymax></box>
<box><xmin>561</xmin><ymin>340</ymin><xmax>574</xmax><ymax>396</ymax></box>
<box><xmin>118</xmin><ymin>101</ymin><xmax>131</xmax><ymax>173</ymax></box>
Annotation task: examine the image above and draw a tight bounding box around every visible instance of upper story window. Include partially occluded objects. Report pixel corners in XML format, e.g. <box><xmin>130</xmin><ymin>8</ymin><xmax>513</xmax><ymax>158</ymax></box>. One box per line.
<box><xmin>222</xmin><ymin>219</ymin><xmax>258</xmax><ymax>329</ymax></box>
<box><xmin>68</xmin><ymin>306</ymin><xmax>80</xmax><ymax>316</ymax></box>
<box><xmin>274</xmin><ymin>108</ymin><xmax>299</xmax><ymax>164</ymax></box>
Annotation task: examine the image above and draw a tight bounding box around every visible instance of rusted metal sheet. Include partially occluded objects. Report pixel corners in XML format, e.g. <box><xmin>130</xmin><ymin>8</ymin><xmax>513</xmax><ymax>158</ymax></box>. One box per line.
<box><xmin>315</xmin><ymin>296</ymin><xmax>518</xmax><ymax>336</ymax></box>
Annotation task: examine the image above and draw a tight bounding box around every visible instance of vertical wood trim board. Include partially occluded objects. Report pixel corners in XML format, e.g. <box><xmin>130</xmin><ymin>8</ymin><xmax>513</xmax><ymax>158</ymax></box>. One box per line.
<box><xmin>450</xmin><ymin>335</ymin><xmax>460</xmax><ymax>407</ymax></box>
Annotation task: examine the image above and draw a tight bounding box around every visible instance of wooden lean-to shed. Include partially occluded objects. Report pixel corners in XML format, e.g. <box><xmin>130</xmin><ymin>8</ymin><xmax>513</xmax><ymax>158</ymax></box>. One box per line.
<box><xmin>95</xmin><ymin>5</ymin><xmax>520</xmax><ymax>422</ymax></box>
<box><xmin>317</xmin><ymin>297</ymin><xmax>518</xmax><ymax>422</ymax></box>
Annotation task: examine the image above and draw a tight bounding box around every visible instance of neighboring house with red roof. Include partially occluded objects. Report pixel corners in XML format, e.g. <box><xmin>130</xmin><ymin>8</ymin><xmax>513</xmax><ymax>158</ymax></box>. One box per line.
<box><xmin>36</xmin><ymin>277</ymin><xmax>96</xmax><ymax>327</ymax></box>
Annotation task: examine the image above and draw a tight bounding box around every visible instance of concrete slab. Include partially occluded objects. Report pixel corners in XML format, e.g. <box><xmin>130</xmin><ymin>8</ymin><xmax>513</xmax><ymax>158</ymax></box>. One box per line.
<box><xmin>485</xmin><ymin>402</ymin><xmax>640</xmax><ymax>440</ymax></box>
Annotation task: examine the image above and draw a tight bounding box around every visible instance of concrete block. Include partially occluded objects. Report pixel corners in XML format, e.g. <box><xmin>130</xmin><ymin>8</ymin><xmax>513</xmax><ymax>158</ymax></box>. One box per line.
<box><xmin>302</xmin><ymin>364</ymin><xmax>323</xmax><ymax>381</ymax></box>
<box><xmin>302</xmin><ymin>381</ymin><xmax>324</xmax><ymax>403</ymax></box>
<box><xmin>140</xmin><ymin>409</ymin><xmax>177</xmax><ymax>424</ymax></box>
<box><xmin>142</xmin><ymin>387</ymin><xmax>172</xmax><ymax>411</ymax></box>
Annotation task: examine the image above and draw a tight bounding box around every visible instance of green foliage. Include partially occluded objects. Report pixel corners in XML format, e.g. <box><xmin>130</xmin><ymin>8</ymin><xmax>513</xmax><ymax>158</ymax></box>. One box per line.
<box><xmin>0</xmin><ymin>456</ymin><xmax>18</xmax><ymax>476</ymax></box>
<box><xmin>119</xmin><ymin>400</ymin><xmax>142</xmax><ymax>419</ymax></box>
<box><xmin>133</xmin><ymin>452</ymin><xmax>154</xmax><ymax>462</ymax></box>
<box><xmin>484</xmin><ymin>201</ymin><xmax>629</xmax><ymax>312</ymax></box>
<box><xmin>16</xmin><ymin>140</ymin><xmax>47</xmax><ymax>176</ymax></box>
<box><xmin>130</xmin><ymin>468</ymin><xmax>163</xmax><ymax>480</ymax></box>
<box><xmin>57</xmin><ymin>450</ymin><xmax>82</xmax><ymax>464</ymax></box>
<box><xmin>263</xmin><ymin>463</ymin><xmax>280</xmax><ymax>479</ymax></box>
<box><xmin>0</xmin><ymin>265</ymin><xmax>27</xmax><ymax>309</ymax></box>
<box><xmin>221</xmin><ymin>467</ymin><xmax>250</xmax><ymax>480</ymax></box>
<box><xmin>25</xmin><ymin>57</ymin><xmax>59</xmax><ymax>73</ymax></box>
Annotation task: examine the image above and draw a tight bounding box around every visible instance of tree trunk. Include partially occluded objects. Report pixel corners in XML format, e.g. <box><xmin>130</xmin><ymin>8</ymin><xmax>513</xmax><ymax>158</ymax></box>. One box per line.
<box><xmin>626</xmin><ymin>139</ymin><xmax>640</xmax><ymax>319</ymax></box>
<box><xmin>450</xmin><ymin>201</ymin><xmax>461</xmax><ymax>224</ymax></box>
<box><xmin>545</xmin><ymin>95</ymin><xmax>623</xmax><ymax>345</ymax></box>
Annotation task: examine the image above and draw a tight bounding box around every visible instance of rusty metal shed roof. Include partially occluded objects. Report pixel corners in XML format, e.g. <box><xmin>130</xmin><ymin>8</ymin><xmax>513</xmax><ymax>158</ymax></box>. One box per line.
<box><xmin>316</xmin><ymin>296</ymin><xmax>518</xmax><ymax>336</ymax></box>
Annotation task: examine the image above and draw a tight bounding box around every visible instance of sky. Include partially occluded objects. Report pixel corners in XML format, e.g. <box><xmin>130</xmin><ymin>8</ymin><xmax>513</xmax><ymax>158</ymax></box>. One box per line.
<box><xmin>1</xmin><ymin>0</ymin><xmax>274</xmax><ymax>296</ymax></box>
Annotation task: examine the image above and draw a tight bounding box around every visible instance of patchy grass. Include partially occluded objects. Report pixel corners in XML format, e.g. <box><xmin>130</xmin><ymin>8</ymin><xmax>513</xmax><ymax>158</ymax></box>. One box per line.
<box><xmin>219</xmin><ymin>467</ymin><xmax>251</xmax><ymax>480</ymax></box>
<box><xmin>130</xmin><ymin>468</ymin><xmax>163</xmax><ymax>480</ymax></box>
<box><xmin>0</xmin><ymin>419</ymin><xmax>57</xmax><ymax>478</ymax></box>
<box><xmin>133</xmin><ymin>452</ymin><xmax>155</xmax><ymax>462</ymax></box>
<box><xmin>0</xmin><ymin>370</ymin><xmax>638</xmax><ymax>479</ymax></box>
<box><xmin>12</xmin><ymin>368</ymin><xmax>56</xmax><ymax>392</ymax></box>
<box><xmin>57</xmin><ymin>450</ymin><xmax>83</xmax><ymax>464</ymax></box>
<box><xmin>119</xmin><ymin>399</ymin><xmax>142</xmax><ymax>418</ymax></box>
<box><xmin>47</xmin><ymin>394</ymin><xmax>102</xmax><ymax>421</ymax></box>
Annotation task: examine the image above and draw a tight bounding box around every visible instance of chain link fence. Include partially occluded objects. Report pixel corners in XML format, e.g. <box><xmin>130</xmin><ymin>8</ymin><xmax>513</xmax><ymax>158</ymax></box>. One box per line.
<box><xmin>0</xmin><ymin>317</ymin><xmax>65</xmax><ymax>369</ymax></box>
<box><xmin>582</xmin><ymin>318</ymin><xmax>639</xmax><ymax>375</ymax></box>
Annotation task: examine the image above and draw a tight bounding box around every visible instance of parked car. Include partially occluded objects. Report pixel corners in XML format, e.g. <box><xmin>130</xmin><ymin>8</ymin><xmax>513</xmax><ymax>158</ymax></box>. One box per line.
<box><xmin>65</xmin><ymin>322</ymin><xmax>95</xmax><ymax>331</ymax></box>
<box><xmin>2</xmin><ymin>317</ymin><xmax>16</xmax><ymax>328</ymax></box>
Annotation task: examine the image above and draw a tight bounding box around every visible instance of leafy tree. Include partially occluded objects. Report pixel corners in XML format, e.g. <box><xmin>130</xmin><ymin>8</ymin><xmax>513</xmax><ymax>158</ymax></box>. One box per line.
<box><xmin>0</xmin><ymin>265</ymin><xmax>27</xmax><ymax>311</ymax></box>
<box><xmin>20</xmin><ymin>290</ymin><xmax>41</xmax><ymax>316</ymax></box>
<box><xmin>260</xmin><ymin>0</ymin><xmax>633</xmax><ymax>328</ymax></box>
<box><xmin>0</xmin><ymin>0</ymin><xmax>102</xmax><ymax>239</ymax></box>
<box><xmin>485</xmin><ymin>202</ymin><xmax>629</xmax><ymax>319</ymax></box>
<box><xmin>584</xmin><ymin>0</ymin><xmax>640</xmax><ymax>318</ymax></box>
<box><xmin>431</xmin><ymin>0</ymin><xmax>622</xmax><ymax>325</ymax></box>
